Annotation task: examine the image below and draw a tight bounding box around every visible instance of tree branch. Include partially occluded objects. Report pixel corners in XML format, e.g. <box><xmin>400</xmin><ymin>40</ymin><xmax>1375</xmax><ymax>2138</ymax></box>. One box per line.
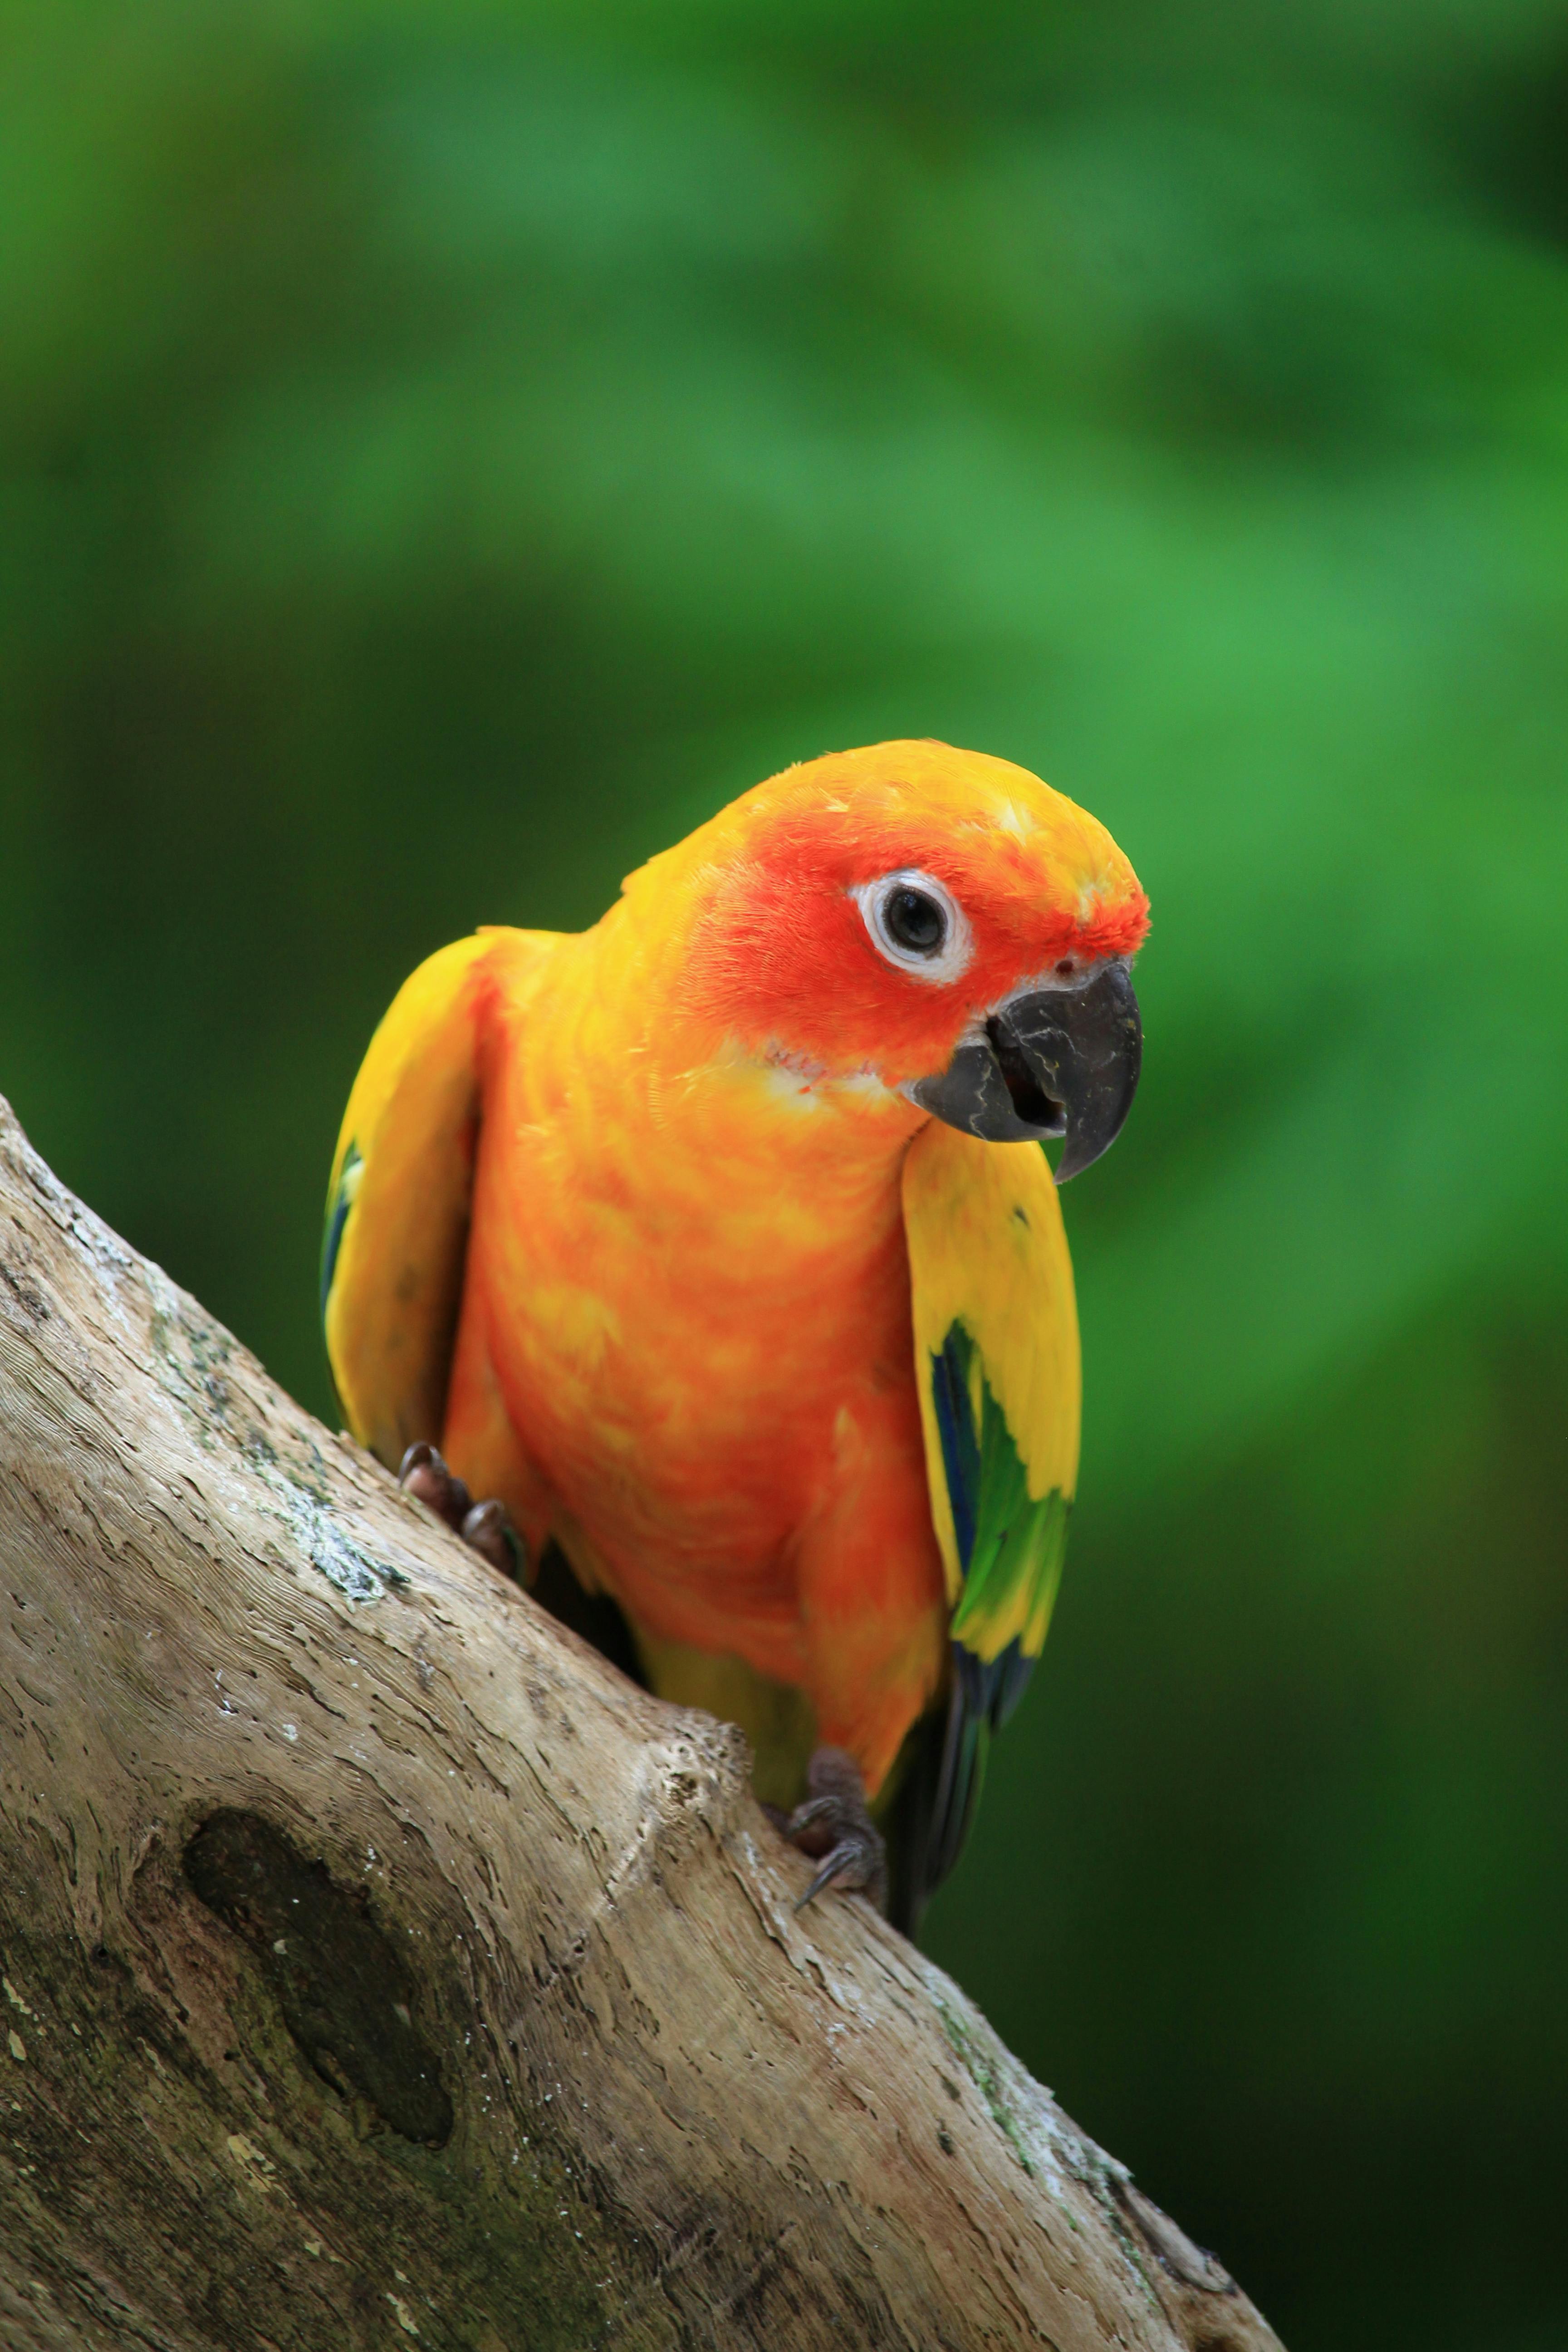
<box><xmin>0</xmin><ymin>1098</ymin><xmax>1284</xmax><ymax>2351</ymax></box>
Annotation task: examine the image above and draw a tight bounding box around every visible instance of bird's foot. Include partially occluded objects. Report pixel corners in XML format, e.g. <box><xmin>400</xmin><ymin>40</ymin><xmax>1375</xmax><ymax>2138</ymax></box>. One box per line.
<box><xmin>780</xmin><ymin>1746</ymin><xmax>888</xmax><ymax>1914</ymax></box>
<box><xmin>398</xmin><ymin>1443</ymin><xmax>527</xmax><ymax>1584</ymax></box>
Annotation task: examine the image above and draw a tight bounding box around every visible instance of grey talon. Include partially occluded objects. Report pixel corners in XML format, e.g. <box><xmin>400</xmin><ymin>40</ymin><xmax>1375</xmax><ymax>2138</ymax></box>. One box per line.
<box><xmin>461</xmin><ymin>1499</ymin><xmax>527</xmax><ymax>1584</ymax></box>
<box><xmin>782</xmin><ymin>1746</ymin><xmax>889</xmax><ymax>1914</ymax></box>
<box><xmin>398</xmin><ymin>1441</ymin><xmax>471</xmax><ymax>1532</ymax></box>
<box><xmin>399</xmin><ymin>1448</ymin><xmax>523</xmax><ymax>1581</ymax></box>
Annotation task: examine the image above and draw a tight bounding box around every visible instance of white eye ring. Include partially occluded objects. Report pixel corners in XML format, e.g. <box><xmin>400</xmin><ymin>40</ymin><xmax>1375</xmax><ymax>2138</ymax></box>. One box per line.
<box><xmin>851</xmin><ymin>870</ymin><xmax>974</xmax><ymax>985</ymax></box>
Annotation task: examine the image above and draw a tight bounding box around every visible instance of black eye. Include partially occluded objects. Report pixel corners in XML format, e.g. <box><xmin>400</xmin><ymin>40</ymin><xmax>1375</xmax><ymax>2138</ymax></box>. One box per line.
<box><xmin>884</xmin><ymin>885</ymin><xmax>946</xmax><ymax>956</ymax></box>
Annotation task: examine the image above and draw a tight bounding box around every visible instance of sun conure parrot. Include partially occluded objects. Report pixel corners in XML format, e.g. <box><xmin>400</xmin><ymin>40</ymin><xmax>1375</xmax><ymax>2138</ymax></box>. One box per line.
<box><xmin>322</xmin><ymin>740</ymin><xmax>1147</xmax><ymax>1931</ymax></box>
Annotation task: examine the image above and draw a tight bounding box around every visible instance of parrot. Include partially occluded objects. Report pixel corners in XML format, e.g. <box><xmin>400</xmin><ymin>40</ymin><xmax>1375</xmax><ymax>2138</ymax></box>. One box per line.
<box><xmin>321</xmin><ymin>740</ymin><xmax>1147</xmax><ymax>1931</ymax></box>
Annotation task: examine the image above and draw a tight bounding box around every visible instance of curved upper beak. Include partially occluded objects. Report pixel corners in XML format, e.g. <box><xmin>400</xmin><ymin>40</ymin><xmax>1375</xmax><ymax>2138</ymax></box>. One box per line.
<box><xmin>909</xmin><ymin>960</ymin><xmax>1142</xmax><ymax>1183</ymax></box>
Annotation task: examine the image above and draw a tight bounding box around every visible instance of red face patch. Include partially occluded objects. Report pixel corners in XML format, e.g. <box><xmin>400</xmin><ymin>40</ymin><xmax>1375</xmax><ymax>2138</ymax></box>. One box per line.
<box><xmin>684</xmin><ymin>803</ymin><xmax>1149</xmax><ymax>1086</ymax></box>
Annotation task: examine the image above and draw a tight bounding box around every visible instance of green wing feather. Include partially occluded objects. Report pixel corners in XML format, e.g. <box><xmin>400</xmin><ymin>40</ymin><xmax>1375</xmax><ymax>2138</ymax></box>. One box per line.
<box><xmin>932</xmin><ymin>1320</ymin><xmax>1072</xmax><ymax>1723</ymax></box>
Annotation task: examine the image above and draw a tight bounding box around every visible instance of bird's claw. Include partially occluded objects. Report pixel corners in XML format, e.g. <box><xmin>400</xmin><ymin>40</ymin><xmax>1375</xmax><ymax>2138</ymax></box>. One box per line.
<box><xmin>460</xmin><ymin>1497</ymin><xmax>527</xmax><ymax>1583</ymax></box>
<box><xmin>399</xmin><ymin>1439</ymin><xmax>470</xmax><ymax>1525</ymax></box>
<box><xmin>399</xmin><ymin>1444</ymin><xmax>527</xmax><ymax>1584</ymax></box>
<box><xmin>781</xmin><ymin>1746</ymin><xmax>888</xmax><ymax>1914</ymax></box>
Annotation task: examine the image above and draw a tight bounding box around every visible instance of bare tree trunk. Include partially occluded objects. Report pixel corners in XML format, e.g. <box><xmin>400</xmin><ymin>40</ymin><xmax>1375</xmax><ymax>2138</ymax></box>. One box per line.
<box><xmin>0</xmin><ymin>1098</ymin><xmax>1284</xmax><ymax>2352</ymax></box>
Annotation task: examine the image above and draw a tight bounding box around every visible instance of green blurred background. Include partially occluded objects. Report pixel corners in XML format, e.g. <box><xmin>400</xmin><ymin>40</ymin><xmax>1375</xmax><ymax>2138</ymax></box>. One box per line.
<box><xmin>5</xmin><ymin>0</ymin><xmax>1567</xmax><ymax>2342</ymax></box>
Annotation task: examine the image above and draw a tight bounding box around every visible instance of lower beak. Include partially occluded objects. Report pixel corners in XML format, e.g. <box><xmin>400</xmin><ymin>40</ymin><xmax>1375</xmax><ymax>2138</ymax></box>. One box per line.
<box><xmin>909</xmin><ymin>961</ymin><xmax>1142</xmax><ymax>1183</ymax></box>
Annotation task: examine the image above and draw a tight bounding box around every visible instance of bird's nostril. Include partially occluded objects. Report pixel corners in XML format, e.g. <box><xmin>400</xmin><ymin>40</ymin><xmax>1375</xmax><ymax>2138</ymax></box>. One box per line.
<box><xmin>985</xmin><ymin>1018</ymin><xmax>1065</xmax><ymax>1132</ymax></box>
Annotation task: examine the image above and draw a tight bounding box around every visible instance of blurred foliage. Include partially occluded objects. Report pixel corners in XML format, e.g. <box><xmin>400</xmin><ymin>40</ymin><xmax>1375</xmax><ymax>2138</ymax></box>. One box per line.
<box><xmin>4</xmin><ymin>1</ymin><xmax>1568</xmax><ymax>2344</ymax></box>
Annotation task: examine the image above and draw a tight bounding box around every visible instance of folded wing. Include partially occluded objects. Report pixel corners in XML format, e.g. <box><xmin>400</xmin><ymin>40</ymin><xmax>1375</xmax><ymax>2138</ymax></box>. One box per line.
<box><xmin>896</xmin><ymin>1122</ymin><xmax>1081</xmax><ymax>1924</ymax></box>
<box><xmin>322</xmin><ymin>928</ymin><xmax>551</xmax><ymax>1470</ymax></box>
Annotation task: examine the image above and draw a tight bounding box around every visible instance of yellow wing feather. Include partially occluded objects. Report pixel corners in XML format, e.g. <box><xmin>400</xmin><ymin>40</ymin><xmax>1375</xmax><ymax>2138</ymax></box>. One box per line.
<box><xmin>322</xmin><ymin>927</ymin><xmax>553</xmax><ymax>1468</ymax></box>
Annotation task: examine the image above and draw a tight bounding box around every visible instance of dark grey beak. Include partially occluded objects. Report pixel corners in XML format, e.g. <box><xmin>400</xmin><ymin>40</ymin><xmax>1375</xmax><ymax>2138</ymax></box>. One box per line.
<box><xmin>909</xmin><ymin>960</ymin><xmax>1142</xmax><ymax>1183</ymax></box>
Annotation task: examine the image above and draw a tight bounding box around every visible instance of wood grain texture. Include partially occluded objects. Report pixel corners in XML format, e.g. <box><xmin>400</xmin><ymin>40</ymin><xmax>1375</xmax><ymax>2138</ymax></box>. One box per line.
<box><xmin>0</xmin><ymin>1098</ymin><xmax>1285</xmax><ymax>2352</ymax></box>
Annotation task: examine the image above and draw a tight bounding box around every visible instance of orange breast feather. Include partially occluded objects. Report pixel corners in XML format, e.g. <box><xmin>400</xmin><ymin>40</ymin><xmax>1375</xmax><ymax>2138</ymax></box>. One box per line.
<box><xmin>441</xmin><ymin>921</ymin><xmax>949</xmax><ymax>1791</ymax></box>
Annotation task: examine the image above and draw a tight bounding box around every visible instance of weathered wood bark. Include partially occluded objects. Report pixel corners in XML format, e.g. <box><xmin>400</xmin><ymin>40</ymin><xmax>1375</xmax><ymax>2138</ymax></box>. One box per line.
<box><xmin>0</xmin><ymin>1097</ymin><xmax>1284</xmax><ymax>2352</ymax></box>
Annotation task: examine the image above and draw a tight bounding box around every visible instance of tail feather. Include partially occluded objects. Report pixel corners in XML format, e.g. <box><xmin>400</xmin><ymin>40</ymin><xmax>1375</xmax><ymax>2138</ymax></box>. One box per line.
<box><xmin>884</xmin><ymin>1681</ymin><xmax>987</xmax><ymax>1938</ymax></box>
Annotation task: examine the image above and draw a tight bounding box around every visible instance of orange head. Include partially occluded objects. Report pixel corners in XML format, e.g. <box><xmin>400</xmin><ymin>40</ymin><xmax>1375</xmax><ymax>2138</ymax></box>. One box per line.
<box><xmin>623</xmin><ymin>740</ymin><xmax>1150</xmax><ymax>1179</ymax></box>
